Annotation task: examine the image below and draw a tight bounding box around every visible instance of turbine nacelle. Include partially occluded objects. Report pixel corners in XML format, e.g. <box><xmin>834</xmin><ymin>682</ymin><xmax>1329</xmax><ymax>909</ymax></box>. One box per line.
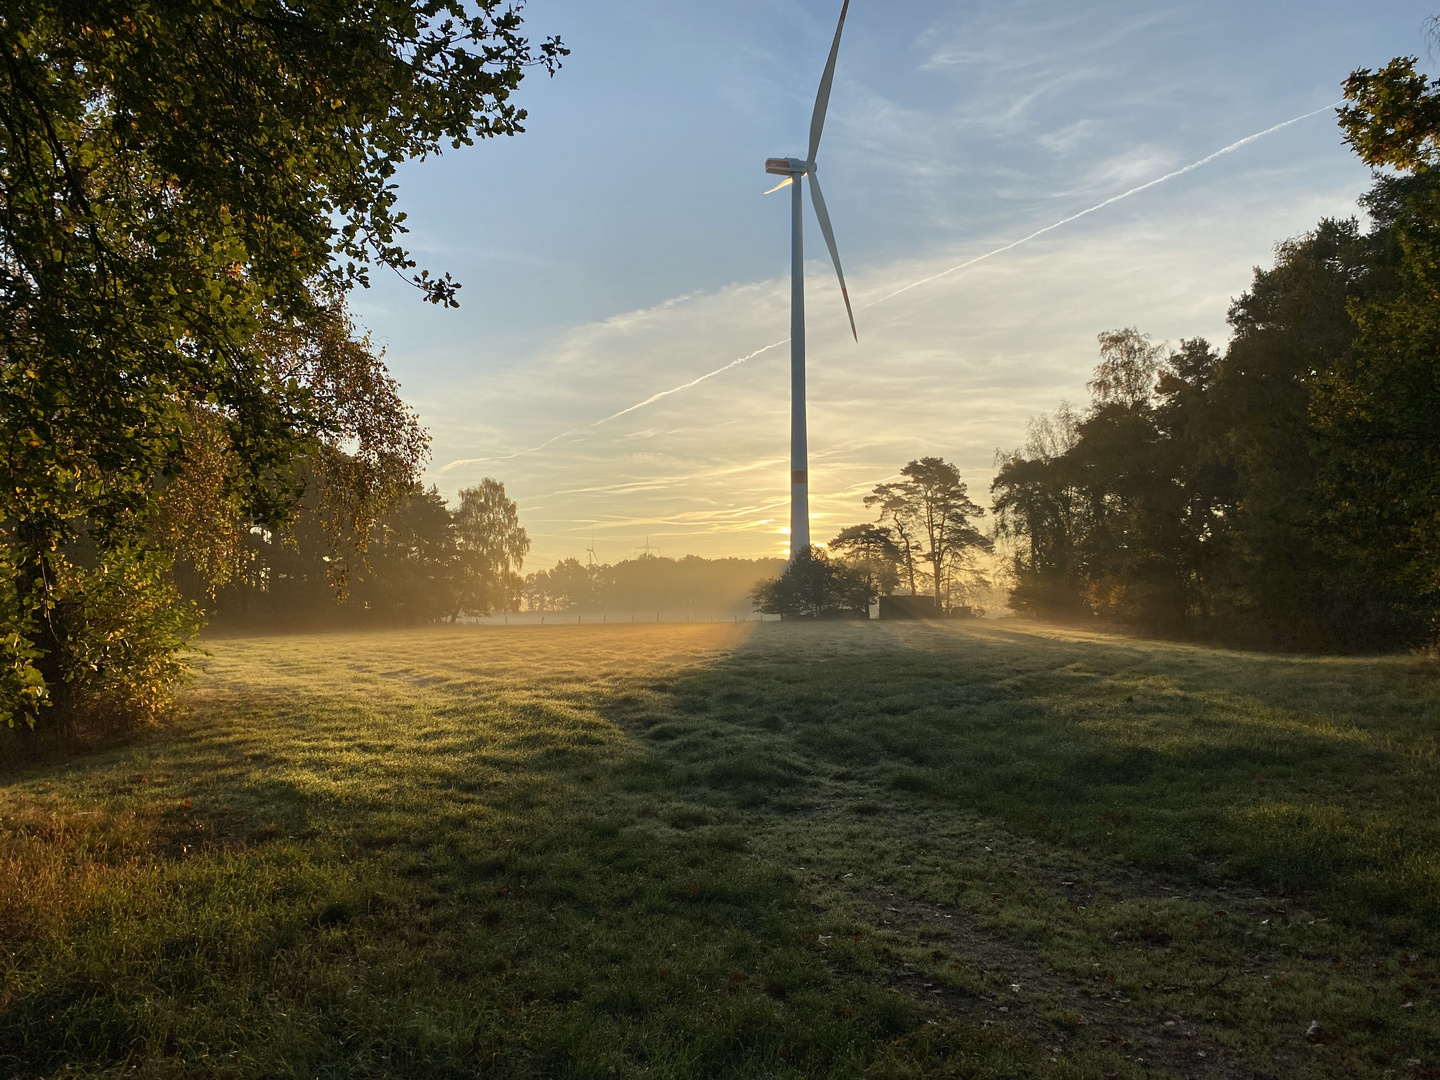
<box><xmin>765</xmin><ymin>157</ymin><xmax>812</xmax><ymax>176</ymax></box>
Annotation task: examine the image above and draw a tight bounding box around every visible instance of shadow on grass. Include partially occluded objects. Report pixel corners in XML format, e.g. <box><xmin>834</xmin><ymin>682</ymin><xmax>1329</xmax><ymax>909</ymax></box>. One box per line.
<box><xmin>605</xmin><ymin>621</ymin><xmax>1440</xmax><ymax>934</ymax></box>
<box><xmin>3</xmin><ymin>620</ymin><xmax>1438</xmax><ymax>1079</ymax></box>
<box><xmin>0</xmin><ymin>627</ymin><xmax>957</xmax><ymax>1080</ymax></box>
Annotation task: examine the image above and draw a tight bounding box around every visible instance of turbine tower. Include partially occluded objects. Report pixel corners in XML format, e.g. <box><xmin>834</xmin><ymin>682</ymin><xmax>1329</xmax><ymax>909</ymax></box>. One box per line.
<box><xmin>766</xmin><ymin>0</ymin><xmax>857</xmax><ymax>562</ymax></box>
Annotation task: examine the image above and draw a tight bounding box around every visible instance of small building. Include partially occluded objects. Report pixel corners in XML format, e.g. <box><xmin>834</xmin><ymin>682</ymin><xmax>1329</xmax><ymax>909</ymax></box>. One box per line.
<box><xmin>878</xmin><ymin>595</ymin><xmax>939</xmax><ymax>620</ymax></box>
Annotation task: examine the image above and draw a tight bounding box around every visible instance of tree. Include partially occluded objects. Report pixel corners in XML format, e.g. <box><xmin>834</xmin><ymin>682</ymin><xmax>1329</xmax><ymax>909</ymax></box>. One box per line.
<box><xmin>0</xmin><ymin>1</ymin><xmax>564</xmax><ymax>727</ymax></box>
<box><xmin>452</xmin><ymin>480</ymin><xmax>530</xmax><ymax>616</ymax></box>
<box><xmin>1089</xmin><ymin>328</ymin><xmax>1167</xmax><ymax>408</ymax></box>
<box><xmin>750</xmin><ymin>547</ymin><xmax>870</xmax><ymax>619</ymax></box>
<box><xmin>156</xmin><ymin>299</ymin><xmax>430</xmax><ymax>598</ymax></box>
<box><xmin>865</xmin><ymin>458</ymin><xmax>989</xmax><ymax>613</ymax></box>
<box><xmin>531</xmin><ymin>558</ymin><xmax>598</xmax><ymax>612</ymax></box>
<box><xmin>864</xmin><ymin>484</ymin><xmax>924</xmax><ymax>595</ymax></box>
<box><xmin>992</xmin><ymin>403</ymin><xmax>1085</xmax><ymax>615</ymax></box>
<box><xmin>1338</xmin><ymin>55</ymin><xmax>1440</xmax><ymax>172</ymax></box>
<box><xmin>1214</xmin><ymin>220</ymin><xmax>1398</xmax><ymax>642</ymax></box>
<box><xmin>523</xmin><ymin>566</ymin><xmax>556</xmax><ymax>613</ymax></box>
<box><xmin>1069</xmin><ymin>330</ymin><xmax>1191</xmax><ymax>623</ymax></box>
<box><xmin>185</xmin><ymin>481</ymin><xmax>464</xmax><ymax>629</ymax></box>
<box><xmin>1151</xmin><ymin>337</ymin><xmax>1232</xmax><ymax>619</ymax></box>
<box><xmin>1318</xmin><ymin>66</ymin><xmax>1440</xmax><ymax>633</ymax></box>
<box><xmin>995</xmin><ymin>332</ymin><xmax>1229</xmax><ymax>628</ymax></box>
<box><xmin>525</xmin><ymin>555</ymin><xmax>786</xmax><ymax>615</ymax></box>
<box><xmin>828</xmin><ymin>524</ymin><xmax>902</xmax><ymax>603</ymax></box>
<box><xmin>354</xmin><ymin>485</ymin><xmax>462</xmax><ymax>624</ymax></box>
<box><xmin>992</xmin><ymin>230</ymin><xmax>1428</xmax><ymax>645</ymax></box>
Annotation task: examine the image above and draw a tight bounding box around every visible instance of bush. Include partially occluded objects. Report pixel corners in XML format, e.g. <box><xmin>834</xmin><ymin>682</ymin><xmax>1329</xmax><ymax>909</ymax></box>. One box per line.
<box><xmin>2</xmin><ymin>546</ymin><xmax>201</xmax><ymax>738</ymax></box>
<box><xmin>751</xmin><ymin>548</ymin><xmax>874</xmax><ymax>618</ymax></box>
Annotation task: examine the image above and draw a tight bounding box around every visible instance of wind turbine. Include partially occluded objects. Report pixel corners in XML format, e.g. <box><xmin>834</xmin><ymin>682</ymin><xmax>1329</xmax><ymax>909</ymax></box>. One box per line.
<box><xmin>766</xmin><ymin>0</ymin><xmax>857</xmax><ymax>562</ymax></box>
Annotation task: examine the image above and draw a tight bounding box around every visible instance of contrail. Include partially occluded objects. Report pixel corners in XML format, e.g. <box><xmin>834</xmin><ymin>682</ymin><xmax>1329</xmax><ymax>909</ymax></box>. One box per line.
<box><xmin>861</xmin><ymin>101</ymin><xmax>1343</xmax><ymax>310</ymax></box>
<box><xmin>587</xmin><ymin>340</ymin><xmax>788</xmax><ymax>426</ymax></box>
<box><xmin>442</xmin><ymin>103</ymin><xmax>1339</xmax><ymax>472</ymax></box>
<box><xmin>438</xmin><ymin>340</ymin><xmax>787</xmax><ymax>471</ymax></box>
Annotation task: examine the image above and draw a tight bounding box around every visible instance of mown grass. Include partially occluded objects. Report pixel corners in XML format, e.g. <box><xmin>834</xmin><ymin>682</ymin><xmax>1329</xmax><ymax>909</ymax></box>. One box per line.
<box><xmin>2</xmin><ymin>620</ymin><xmax>1438</xmax><ymax>1078</ymax></box>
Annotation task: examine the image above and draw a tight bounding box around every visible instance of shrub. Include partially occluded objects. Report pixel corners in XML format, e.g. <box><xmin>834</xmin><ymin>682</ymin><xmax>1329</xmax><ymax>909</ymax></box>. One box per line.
<box><xmin>2</xmin><ymin>546</ymin><xmax>201</xmax><ymax>738</ymax></box>
<box><xmin>751</xmin><ymin>547</ymin><xmax>874</xmax><ymax>618</ymax></box>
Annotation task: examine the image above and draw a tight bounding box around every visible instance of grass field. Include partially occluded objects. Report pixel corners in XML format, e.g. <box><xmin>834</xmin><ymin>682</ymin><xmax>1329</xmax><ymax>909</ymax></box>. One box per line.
<box><xmin>2</xmin><ymin>620</ymin><xmax>1439</xmax><ymax>1079</ymax></box>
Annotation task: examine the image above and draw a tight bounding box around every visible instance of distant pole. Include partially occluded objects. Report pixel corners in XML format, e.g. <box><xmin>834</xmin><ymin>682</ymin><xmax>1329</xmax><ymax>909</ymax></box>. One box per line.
<box><xmin>790</xmin><ymin>171</ymin><xmax>810</xmax><ymax>559</ymax></box>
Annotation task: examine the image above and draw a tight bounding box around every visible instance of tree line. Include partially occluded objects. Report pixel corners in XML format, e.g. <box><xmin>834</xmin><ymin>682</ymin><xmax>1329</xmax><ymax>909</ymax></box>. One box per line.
<box><xmin>524</xmin><ymin>555</ymin><xmax>787</xmax><ymax>616</ymax></box>
<box><xmin>202</xmin><ymin>454</ymin><xmax>998</xmax><ymax>627</ymax></box>
<box><xmin>194</xmin><ymin>481</ymin><xmax>531</xmax><ymax>629</ymax></box>
<box><xmin>992</xmin><ymin>64</ymin><xmax>1440</xmax><ymax>649</ymax></box>
<box><xmin>199</xmin><ymin>505</ymin><xmax>791</xmax><ymax>625</ymax></box>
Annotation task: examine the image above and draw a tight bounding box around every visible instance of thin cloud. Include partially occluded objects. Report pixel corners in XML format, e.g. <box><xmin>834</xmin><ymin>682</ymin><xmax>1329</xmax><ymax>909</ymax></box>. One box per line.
<box><xmin>438</xmin><ymin>340</ymin><xmax>789</xmax><ymax>472</ymax></box>
<box><xmin>473</xmin><ymin>99</ymin><xmax>1341</xmax><ymax>479</ymax></box>
<box><xmin>536</xmin><ymin>458</ymin><xmax>784</xmax><ymax>501</ymax></box>
<box><xmin>862</xmin><ymin>101</ymin><xmax>1342</xmax><ymax>309</ymax></box>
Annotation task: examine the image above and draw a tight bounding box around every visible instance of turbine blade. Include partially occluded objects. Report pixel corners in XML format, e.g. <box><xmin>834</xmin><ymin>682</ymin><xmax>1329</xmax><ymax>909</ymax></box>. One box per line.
<box><xmin>808</xmin><ymin>0</ymin><xmax>851</xmax><ymax>163</ymax></box>
<box><xmin>764</xmin><ymin>176</ymin><xmax>795</xmax><ymax>194</ymax></box>
<box><xmin>807</xmin><ymin>172</ymin><xmax>857</xmax><ymax>341</ymax></box>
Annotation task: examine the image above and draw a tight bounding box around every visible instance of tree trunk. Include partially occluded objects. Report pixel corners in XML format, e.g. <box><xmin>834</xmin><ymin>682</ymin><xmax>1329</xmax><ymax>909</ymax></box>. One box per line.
<box><xmin>933</xmin><ymin>542</ymin><xmax>945</xmax><ymax>613</ymax></box>
<box><xmin>12</xmin><ymin>517</ymin><xmax>67</xmax><ymax>733</ymax></box>
<box><xmin>899</xmin><ymin>532</ymin><xmax>918</xmax><ymax>595</ymax></box>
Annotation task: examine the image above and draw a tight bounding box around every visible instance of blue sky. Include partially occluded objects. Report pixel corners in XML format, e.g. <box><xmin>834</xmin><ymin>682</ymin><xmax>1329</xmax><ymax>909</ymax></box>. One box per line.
<box><xmin>350</xmin><ymin>0</ymin><xmax>1434</xmax><ymax>567</ymax></box>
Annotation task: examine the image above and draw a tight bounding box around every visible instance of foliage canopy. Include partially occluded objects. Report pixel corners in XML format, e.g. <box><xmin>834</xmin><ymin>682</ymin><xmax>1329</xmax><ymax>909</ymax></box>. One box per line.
<box><xmin>750</xmin><ymin>547</ymin><xmax>875</xmax><ymax>619</ymax></box>
<box><xmin>0</xmin><ymin>0</ymin><xmax>564</xmax><ymax>728</ymax></box>
<box><xmin>864</xmin><ymin>458</ymin><xmax>990</xmax><ymax>613</ymax></box>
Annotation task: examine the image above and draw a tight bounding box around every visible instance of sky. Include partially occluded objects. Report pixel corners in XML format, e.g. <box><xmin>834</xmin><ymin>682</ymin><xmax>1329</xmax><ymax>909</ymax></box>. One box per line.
<box><xmin>348</xmin><ymin>0</ymin><xmax>1435</xmax><ymax>568</ymax></box>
